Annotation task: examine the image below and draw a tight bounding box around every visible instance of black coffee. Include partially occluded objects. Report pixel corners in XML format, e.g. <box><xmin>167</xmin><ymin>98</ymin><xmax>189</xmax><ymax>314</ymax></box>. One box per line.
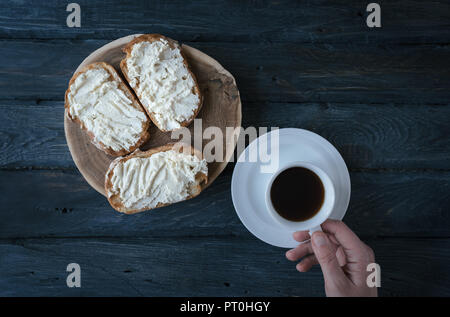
<box><xmin>270</xmin><ymin>167</ymin><xmax>324</xmax><ymax>222</ymax></box>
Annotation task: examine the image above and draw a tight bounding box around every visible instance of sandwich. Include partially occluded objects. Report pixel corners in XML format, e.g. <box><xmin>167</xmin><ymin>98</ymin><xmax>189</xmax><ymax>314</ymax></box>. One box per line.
<box><xmin>120</xmin><ymin>34</ymin><xmax>203</xmax><ymax>132</ymax></box>
<box><xmin>105</xmin><ymin>143</ymin><xmax>208</xmax><ymax>214</ymax></box>
<box><xmin>65</xmin><ymin>62</ymin><xmax>150</xmax><ymax>156</ymax></box>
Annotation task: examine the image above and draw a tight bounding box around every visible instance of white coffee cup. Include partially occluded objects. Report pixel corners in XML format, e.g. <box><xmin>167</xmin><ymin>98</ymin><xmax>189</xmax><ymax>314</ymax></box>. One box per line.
<box><xmin>265</xmin><ymin>161</ymin><xmax>335</xmax><ymax>235</ymax></box>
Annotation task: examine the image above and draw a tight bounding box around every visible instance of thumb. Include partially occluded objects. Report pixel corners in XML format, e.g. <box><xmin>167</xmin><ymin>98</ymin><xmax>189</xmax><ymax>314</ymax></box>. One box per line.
<box><xmin>311</xmin><ymin>232</ymin><xmax>348</xmax><ymax>286</ymax></box>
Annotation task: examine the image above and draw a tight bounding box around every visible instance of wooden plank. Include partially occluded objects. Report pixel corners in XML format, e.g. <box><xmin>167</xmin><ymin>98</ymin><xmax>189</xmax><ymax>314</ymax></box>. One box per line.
<box><xmin>1</xmin><ymin>40</ymin><xmax>449</xmax><ymax>103</ymax></box>
<box><xmin>0</xmin><ymin>102</ymin><xmax>72</xmax><ymax>168</ymax></box>
<box><xmin>0</xmin><ymin>0</ymin><xmax>449</xmax><ymax>44</ymax></box>
<box><xmin>0</xmin><ymin>169</ymin><xmax>449</xmax><ymax>239</ymax></box>
<box><xmin>1</xmin><ymin>101</ymin><xmax>450</xmax><ymax>170</ymax></box>
<box><xmin>243</xmin><ymin>102</ymin><xmax>450</xmax><ymax>170</ymax></box>
<box><xmin>0</xmin><ymin>236</ymin><xmax>449</xmax><ymax>296</ymax></box>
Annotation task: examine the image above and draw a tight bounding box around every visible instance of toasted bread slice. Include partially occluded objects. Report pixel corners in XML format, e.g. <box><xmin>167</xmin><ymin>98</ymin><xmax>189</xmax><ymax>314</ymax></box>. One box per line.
<box><xmin>105</xmin><ymin>143</ymin><xmax>208</xmax><ymax>214</ymax></box>
<box><xmin>120</xmin><ymin>34</ymin><xmax>203</xmax><ymax>132</ymax></box>
<box><xmin>65</xmin><ymin>62</ymin><xmax>150</xmax><ymax>156</ymax></box>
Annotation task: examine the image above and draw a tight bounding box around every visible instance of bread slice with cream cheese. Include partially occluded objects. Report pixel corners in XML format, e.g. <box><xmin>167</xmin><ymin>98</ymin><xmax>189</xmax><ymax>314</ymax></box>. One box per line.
<box><xmin>65</xmin><ymin>62</ymin><xmax>150</xmax><ymax>156</ymax></box>
<box><xmin>120</xmin><ymin>34</ymin><xmax>203</xmax><ymax>132</ymax></box>
<box><xmin>105</xmin><ymin>143</ymin><xmax>208</xmax><ymax>214</ymax></box>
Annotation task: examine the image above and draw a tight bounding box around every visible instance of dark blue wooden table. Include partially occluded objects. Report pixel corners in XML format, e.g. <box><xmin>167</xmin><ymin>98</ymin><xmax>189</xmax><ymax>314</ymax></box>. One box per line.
<box><xmin>0</xmin><ymin>0</ymin><xmax>449</xmax><ymax>296</ymax></box>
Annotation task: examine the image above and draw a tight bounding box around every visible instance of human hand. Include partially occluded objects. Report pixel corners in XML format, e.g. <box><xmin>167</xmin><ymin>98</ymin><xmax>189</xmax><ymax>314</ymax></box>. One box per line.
<box><xmin>285</xmin><ymin>219</ymin><xmax>377</xmax><ymax>297</ymax></box>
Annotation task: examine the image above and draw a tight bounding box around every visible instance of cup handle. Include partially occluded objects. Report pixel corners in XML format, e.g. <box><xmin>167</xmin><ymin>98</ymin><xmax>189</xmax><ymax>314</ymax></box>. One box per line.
<box><xmin>308</xmin><ymin>225</ymin><xmax>323</xmax><ymax>237</ymax></box>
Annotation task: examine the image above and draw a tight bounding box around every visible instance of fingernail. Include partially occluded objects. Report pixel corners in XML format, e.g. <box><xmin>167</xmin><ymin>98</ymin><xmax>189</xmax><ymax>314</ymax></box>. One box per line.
<box><xmin>313</xmin><ymin>233</ymin><xmax>327</xmax><ymax>247</ymax></box>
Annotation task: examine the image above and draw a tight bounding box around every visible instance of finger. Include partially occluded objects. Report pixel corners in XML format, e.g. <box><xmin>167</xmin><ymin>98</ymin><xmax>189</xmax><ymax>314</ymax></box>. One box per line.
<box><xmin>311</xmin><ymin>232</ymin><xmax>348</xmax><ymax>286</ymax></box>
<box><xmin>328</xmin><ymin>234</ymin><xmax>339</xmax><ymax>245</ymax></box>
<box><xmin>292</xmin><ymin>231</ymin><xmax>311</xmax><ymax>242</ymax></box>
<box><xmin>321</xmin><ymin>219</ymin><xmax>366</xmax><ymax>252</ymax></box>
<box><xmin>364</xmin><ymin>244</ymin><xmax>376</xmax><ymax>262</ymax></box>
<box><xmin>296</xmin><ymin>254</ymin><xmax>319</xmax><ymax>272</ymax></box>
<box><xmin>286</xmin><ymin>242</ymin><xmax>313</xmax><ymax>261</ymax></box>
<box><xmin>336</xmin><ymin>245</ymin><xmax>347</xmax><ymax>267</ymax></box>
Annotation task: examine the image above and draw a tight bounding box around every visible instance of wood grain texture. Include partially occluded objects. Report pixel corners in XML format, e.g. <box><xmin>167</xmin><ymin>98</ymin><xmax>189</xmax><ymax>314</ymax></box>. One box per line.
<box><xmin>0</xmin><ymin>0</ymin><xmax>448</xmax><ymax>44</ymax></box>
<box><xmin>2</xmin><ymin>101</ymin><xmax>450</xmax><ymax>170</ymax></box>
<box><xmin>1</xmin><ymin>40</ymin><xmax>449</xmax><ymax>104</ymax></box>
<box><xmin>1</xmin><ymin>169</ymin><xmax>449</xmax><ymax>239</ymax></box>
<box><xmin>1</xmin><ymin>237</ymin><xmax>449</xmax><ymax>296</ymax></box>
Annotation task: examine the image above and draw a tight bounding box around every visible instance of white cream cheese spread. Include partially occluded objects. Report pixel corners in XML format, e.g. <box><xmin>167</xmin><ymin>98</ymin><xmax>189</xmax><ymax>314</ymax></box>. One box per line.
<box><xmin>126</xmin><ymin>39</ymin><xmax>200</xmax><ymax>130</ymax></box>
<box><xmin>67</xmin><ymin>66</ymin><xmax>148</xmax><ymax>152</ymax></box>
<box><xmin>109</xmin><ymin>150</ymin><xmax>208</xmax><ymax>210</ymax></box>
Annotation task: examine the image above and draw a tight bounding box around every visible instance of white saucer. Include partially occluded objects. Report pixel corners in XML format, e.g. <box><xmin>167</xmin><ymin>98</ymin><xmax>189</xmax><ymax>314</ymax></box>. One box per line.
<box><xmin>231</xmin><ymin>128</ymin><xmax>351</xmax><ymax>248</ymax></box>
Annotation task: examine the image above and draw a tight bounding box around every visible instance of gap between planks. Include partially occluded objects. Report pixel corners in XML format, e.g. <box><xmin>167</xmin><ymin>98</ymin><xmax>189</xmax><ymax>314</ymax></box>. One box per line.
<box><xmin>1</xmin><ymin>235</ymin><xmax>450</xmax><ymax>243</ymax></box>
<box><xmin>2</xmin><ymin>166</ymin><xmax>450</xmax><ymax>173</ymax></box>
<box><xmin>1</xmin><ymin>98</ymin><xmax>450</xmax><ymax>107</ymax></box>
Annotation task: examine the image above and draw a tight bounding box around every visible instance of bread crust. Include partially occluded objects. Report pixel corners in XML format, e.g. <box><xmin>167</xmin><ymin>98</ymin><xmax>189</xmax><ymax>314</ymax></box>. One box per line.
<box><xmin>65</xmin><ymin>62</ymin><xmax>151</xmax><ymax>156</ymax></box>
<box><xmin>105</xmin><ymin>143</ymin><xmax>208</xmax><ymax>214</ymax></box>
<box><xmin>120</xmin><ymin>34</ymin><xmax>203</xmax><ymax>132</ymax></box>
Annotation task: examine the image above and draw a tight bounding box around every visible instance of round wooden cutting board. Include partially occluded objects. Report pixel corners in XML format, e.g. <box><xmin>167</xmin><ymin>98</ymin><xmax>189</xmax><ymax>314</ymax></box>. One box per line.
<box><xmin>64</xmin><ymin>34</ymin><xmax>242</xmax><ymax>197</ymax></box>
